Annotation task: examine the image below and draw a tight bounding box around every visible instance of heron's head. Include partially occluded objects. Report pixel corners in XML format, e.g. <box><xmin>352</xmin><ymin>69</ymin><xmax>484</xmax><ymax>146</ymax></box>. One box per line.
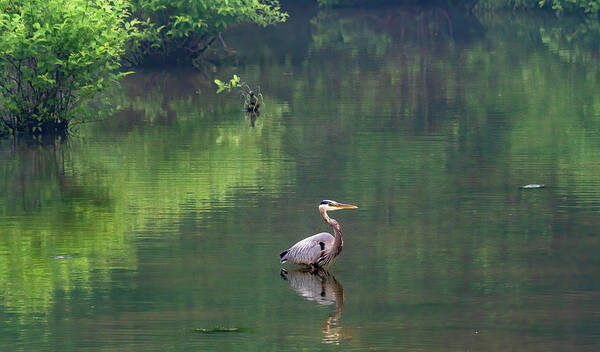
<box><xmin>319</xmin><ymin>200</ymin><xmax>358</xmax><ymax>211</ymax></box>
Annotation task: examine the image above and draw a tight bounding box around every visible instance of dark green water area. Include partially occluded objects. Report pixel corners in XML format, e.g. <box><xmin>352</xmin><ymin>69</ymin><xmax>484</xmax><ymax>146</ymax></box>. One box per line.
<box><xmin>1</xmin><ymin>4</ymin><xmax>599</xmax><ymax>351</ymax></box>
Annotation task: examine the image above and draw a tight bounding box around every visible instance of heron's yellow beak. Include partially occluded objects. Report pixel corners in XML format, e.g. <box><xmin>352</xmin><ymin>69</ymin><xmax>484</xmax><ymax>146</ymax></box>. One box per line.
<box><xmin>333</xmin><ymin>202</ymin><xmax>358</xmax><ymax>209</ymax></box>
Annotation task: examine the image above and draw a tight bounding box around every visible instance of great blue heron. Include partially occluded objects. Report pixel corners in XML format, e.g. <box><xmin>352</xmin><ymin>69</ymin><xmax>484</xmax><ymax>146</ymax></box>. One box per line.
<box><xmin>279</xmin><ymin>200</ymin><xmax>358</xmax><ymax>269</ymax></box>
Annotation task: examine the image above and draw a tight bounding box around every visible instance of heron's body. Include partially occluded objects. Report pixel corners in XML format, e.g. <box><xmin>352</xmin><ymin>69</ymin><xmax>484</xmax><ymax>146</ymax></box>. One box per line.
<box><xmin>280</xmin><ymin>232</ymin><xmax>338</xmax><ymax>267</ymax></box>
<box><xmin>280</xmin><ymin>200</ymin><xmax>357</xmax><ymax>269</ymax></box>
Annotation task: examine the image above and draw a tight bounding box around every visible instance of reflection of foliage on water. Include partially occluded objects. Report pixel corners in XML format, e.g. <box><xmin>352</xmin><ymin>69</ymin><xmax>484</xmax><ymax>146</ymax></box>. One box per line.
<box><xmin>0</xmin><ymin>146</ymin><xmax>137</xmax><ymax>321</ymax></box>
<box><xmin>276</xmin><ymin>6</ymin><xmax>469</xmax><ymax>139</ymax></box>
<box><xmin>1</xmin><ymin>5</ymin><xmax>600</xmax><ymax>348</ymax></box>
<box><xmin>310</xmin><ymin>6</ymin><xmax>466</xmax><ymax>56</ymax></box>
<box><xmin>74</xmin><ymin>89</ymin><xmax>293</xmax><ymax>225</ymax></box>
<box><xmin>277</xmin><ymin>5</ymin><xmax>600</xmax><ymax>196</ymax></box>
<box><xmin>0</xmin><ymin>71</ymin><xmax>293</xmax><ymax>324</ymax></box>
<box><xmin>235</xmin><ymin>5</ymin><xmax>600</xmax><ymax>318</ymax></box>
<box><xmin>310</xmin><ymin>11</ymin><xmax>392</xmax><ymax>56</ymax></box>
<box><xmin>476</xmin><ymin>11</ymin><xmax>600</xmax><ymax>65</ymax></box>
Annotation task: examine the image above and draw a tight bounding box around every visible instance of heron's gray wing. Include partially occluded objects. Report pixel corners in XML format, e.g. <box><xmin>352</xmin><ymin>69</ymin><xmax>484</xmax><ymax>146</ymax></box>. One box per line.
<box><xmin>281</xmin><ymin>232</ymin><xmax>334</xmax><ymax>265</ymax></box>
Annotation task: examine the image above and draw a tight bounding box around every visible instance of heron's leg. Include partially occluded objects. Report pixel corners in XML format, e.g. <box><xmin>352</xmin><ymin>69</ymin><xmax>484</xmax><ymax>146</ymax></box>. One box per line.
<box><xmin>310</xmin><ymin>263</ymin><xmax>320</xmax><ymax>273</ymax></box>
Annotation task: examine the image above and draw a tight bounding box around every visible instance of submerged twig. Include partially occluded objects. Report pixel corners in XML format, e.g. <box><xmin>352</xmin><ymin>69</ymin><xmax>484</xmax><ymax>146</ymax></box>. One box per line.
<box><xmin>190</xmin><ymin>327</ymin><xmax>242</xmax><ymax>334</ymax></box>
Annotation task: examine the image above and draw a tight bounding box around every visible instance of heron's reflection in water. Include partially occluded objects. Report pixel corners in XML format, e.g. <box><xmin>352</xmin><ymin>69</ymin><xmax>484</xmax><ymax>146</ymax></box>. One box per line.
<box><xmin>280</xmin><ymin>268</ymin><xmax>345</xmax><ymax>345</ymax></box>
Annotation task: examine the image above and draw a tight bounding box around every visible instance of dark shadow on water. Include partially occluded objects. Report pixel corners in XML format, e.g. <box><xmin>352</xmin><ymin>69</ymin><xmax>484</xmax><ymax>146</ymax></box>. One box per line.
<box><xmin>280</xmin><ymin>268</ymin><xmax>344</xmax><ymax>344</ymax></box>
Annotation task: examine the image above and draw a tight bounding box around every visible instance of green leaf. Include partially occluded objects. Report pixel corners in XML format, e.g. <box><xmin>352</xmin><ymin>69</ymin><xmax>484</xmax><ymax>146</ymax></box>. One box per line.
<box><xmin>0</xmin><ymin>0</ymin><xmax>136</xmax><ymax>136</ymax></box>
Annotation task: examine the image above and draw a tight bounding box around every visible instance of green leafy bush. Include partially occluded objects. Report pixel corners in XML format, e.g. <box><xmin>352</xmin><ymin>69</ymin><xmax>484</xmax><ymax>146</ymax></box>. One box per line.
<box><xmin>0</xmin><ymin>0</ymin><xmax>138</xmax><ymax>136</ymax></box>
<box><xmin>475</xmin><ymin>0</ymin><xmax>600</xmax><ymax>14</ymax></box>
<box><xmin>214</xmin><ymin>74</ymin><xmax>242</xmax><ymax>93</ymax></box>
<box><xmin>539</xmin><ymin>0</ymin><xmax>600</xmax><ymax>14</ymax></box>
<box><xmin>130</xmin><ymin>0</ymin><xmax>288</xmax><ymax>64</ymax></box>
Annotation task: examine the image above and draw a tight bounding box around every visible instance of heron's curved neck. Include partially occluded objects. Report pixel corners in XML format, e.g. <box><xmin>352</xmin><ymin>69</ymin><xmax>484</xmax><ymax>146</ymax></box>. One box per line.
<box><xmin>320</xmin><ymin>208</ymin><xmax>343</xmax><ymax>246</ymax></box>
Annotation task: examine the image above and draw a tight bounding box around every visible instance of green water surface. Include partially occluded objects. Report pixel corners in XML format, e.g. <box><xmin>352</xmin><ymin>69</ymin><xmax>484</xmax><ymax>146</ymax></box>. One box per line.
<box><xmin>1</xmin><ymin>6</ymin><xmax>599</xmax><ymax>351</ymax></box>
